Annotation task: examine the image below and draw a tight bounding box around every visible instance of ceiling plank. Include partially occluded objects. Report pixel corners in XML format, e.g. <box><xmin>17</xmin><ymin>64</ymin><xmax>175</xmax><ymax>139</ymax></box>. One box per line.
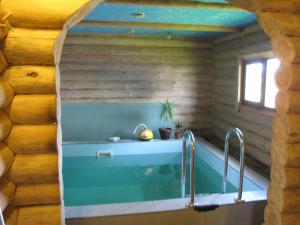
<box><xmin>106</xmin><ymin>0</ymin><xmax>245</xmax><ymax>11</ymax></box>
<box><xmin>79</xmin><ymin>21</ymin><xmax>241</xmax><ymax>33</ymax></box>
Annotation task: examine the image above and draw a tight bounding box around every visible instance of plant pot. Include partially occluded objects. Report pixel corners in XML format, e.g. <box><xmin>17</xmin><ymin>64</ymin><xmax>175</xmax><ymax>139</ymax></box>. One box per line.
<box><xmin>175</xmin><ymin>130</ymin><xmax>184</xmax><ymax>139</ymax></box>
<box><xmin>159</xmin><ymin>128</ymin><xmax>172</xmax><ymax>140</ymax></box>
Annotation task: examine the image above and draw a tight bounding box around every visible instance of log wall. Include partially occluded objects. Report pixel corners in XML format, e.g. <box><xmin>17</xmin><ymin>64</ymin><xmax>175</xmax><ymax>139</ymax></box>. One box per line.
<box><xmin>0</xmin><ymin>0</ymin><xmax>103</xmax><ymax>224</ymax></box>
<box><xmin>211</xmin><ymin>25</ymin><xmax>273</xmax><ymax>176</ymax></box>
<box><xmin>60</xmin><ymin>35</ymin><xmax>214</xmax><ymax>136</ymax></box>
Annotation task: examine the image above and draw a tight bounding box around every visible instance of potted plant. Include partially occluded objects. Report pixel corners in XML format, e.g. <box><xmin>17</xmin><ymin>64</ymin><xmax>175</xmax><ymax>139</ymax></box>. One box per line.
<box><xmin>158</xmin><ymin>99</ymin><xmax>174</xmax><ymax>140</ymax></box>
<box><xmin>174</xmin><ymin>120</ymin><xmax>185</xmax><ymax>139</ymax></box>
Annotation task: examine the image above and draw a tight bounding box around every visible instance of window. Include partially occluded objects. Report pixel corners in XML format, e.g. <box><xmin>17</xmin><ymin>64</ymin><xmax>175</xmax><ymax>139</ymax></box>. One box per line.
<box><xmin>241</xmin><ymin>58</ymin><xmax>280</xmax><ymax>110</ymax></box>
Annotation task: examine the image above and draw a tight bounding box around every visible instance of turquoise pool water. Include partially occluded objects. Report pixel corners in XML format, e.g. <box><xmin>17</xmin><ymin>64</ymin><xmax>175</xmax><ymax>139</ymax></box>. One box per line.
<box><xmin>63</xmin><ymin>140</ymin><xmax>262</xmax><ymax>206</ymax></box>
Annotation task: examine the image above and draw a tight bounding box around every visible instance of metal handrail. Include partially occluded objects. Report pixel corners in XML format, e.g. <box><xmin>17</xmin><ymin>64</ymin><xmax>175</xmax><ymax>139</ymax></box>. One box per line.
<box><xmin>181</xmin><ymin>129</ymin><xmax>197</xmax><ymax>207</ymax></box>
<box><xmin>222</xmin><ymin>128</ymin><xmax>245</xmax><ymax>203</ymax></box>
<box><xmin>132</xmin><ymin>123</ymin><xmax>147</xmax><ymax>139</ymax></box>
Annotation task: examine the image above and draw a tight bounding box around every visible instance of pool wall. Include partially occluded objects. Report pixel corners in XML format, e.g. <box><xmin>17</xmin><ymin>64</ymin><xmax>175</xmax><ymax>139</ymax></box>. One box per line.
<box><xmin>61</xmin><ymin>103</ymin><xmax>173</xmax><ymax>141</ymax></box>
<box><xmin>66</xmin><ymin>200</ymin><xmax>266</xmax><ymax>225</ymax></box>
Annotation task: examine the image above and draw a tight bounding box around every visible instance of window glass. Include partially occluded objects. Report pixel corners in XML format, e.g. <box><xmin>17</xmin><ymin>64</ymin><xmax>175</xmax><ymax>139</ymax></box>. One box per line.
<box><xmin>264</xmin><ymin>58</ymin><xmax>280</xmax><ymax>108</ymax></box>
<box><xmin>244</xmin><ymin>62</ymin><xmax>263</xmax><ymax>103</ymax></box>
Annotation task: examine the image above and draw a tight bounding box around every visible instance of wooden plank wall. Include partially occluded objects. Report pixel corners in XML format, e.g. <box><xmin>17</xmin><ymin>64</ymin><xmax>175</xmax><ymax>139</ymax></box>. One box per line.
<box><xmin>60</xmin><ymin>35</ymin><xmax>214</xmax><ymax>137</ymax></box>
<box><xmin>211</xmin><ymin>25</ymin><xmax>273</xmax><ymax>176</ymax></box>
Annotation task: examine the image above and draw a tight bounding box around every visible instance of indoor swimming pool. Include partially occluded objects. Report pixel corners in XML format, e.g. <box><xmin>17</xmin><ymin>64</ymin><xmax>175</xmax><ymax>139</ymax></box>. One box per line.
<box><xmin>62</xmin><ymin>138</ymin><xmax>267</xmax><ymax>218</ymax></box>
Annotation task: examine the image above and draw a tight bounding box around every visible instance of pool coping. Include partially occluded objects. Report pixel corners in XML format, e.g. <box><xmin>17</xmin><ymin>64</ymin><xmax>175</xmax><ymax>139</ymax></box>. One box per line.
<box><xmin>65</xmin><ymin>190</ymin><xmax>267</xmax><ymax>218</ymax></box>
<box><xmin>64</xmin><ymin>138</ymin><xmax>269</xmax><ymax>219</ymax></box>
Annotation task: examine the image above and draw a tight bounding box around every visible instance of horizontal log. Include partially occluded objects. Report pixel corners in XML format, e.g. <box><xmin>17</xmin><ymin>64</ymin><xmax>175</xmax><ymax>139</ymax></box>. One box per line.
<box><xmin>5</xmin><ymin>208</ymin><xmax>18</xmax><ymax>225</ymax></box>
<box><xmin>275</xmin><ymin>64</ymin><xmax>300</xmax><ymax>91</ymax></box>
<box><xmin>4</xmin><ymin>66</ymin><xmax>56</xmax><ymax>94</ymax></box>
<box><xmin>7</xmin><ymin>125</ymin><xmax>57</xmax><ymax>154</ymax></box>
<box><xmin>214</xmin><ymin>103</ymin><xmax>273</xmax><ymax>128</ymax></box>
<box><xmin>259</xmin><ymin>12</ymin><xmax>300</xmax><ymax>37</ymax></box>
<box><xmin>268</xmin><ymin>183</ymin><xmax>300</xmax><ymax>213</ymax></box>
<box><xmin>4</xmin><ymin>28</ymin><xmax>60</xmax><ymax>66</ymax></box>
<box><xmin>62</xmin><ymin>43</ymin><xmax>212</xmax><ymax>57</ymax></box>
<box><xmin>273</xmin><ymin>114</ymin><xmax>300</xmax><ymax>143</ymax></box>
<box><xmin>61</xmin><ymin>62</ymin><xmax>212</xmax><ymax>74</ymax></box>
<box><xmin>0</xmin><ymin>80</ymin><xmax>14</xmax><ymax>109</ymax></box>
<box><xmin>272</xmin><ymin>37</ymin><xmax>300</xmax><ymax>64</ymax></box>
<box><xmin>214</xmin><ymin>24</ymin><xmax>261</xmax><ymax>44</ymax></box>
<box><xmin>61</xmin><ymin>80</ymin><xmax>212</xmax><ymax>91</ymax></box>
<box><xmin>213</xmin><ymin>118</ymin><xmax>271</xmax><ymax>152</ymax></box>
<box><xmin>10</xmin><ymin>153</ymin><xmax>58</xmax><ymax>184</ymax></box>
<box><xmin>255</xmin><ymin>0</ymin><xmax>300</xmax><ymax>13</ymax></box>
<box><xmin>61</xmin><ymin>89</ymin><xmax>211</xmax><ymax>100</ymax></box>
<box><xmin>0</xmin><ymin>180</ymin><xmax>15</xmax><ymax>211</ymax></box>
<box><xmin>0</xmin><ymin>143</ymin><xmax>14</xmax><ymax>178</ymax></box>
<box><xmin>264</xmin><ymin>202</ymin><xmax>300</xmax><ymax>225</ymax></box>
<box><xmin>15</xmin><ymin>183</ymin><xmax>60</xmax><ymax>206</ymax></box>
<box><xmin>276</xmin><ymin>91</ymin><xmax>300</xmax><ymax>114</ymax></box>
<box><xmin>213</xmin><ymin>31</ymin><xmax>270</xmax><ymax>53</ymax></box>
<box><xmin>271</xmin><ymin>163</ymin><xmax>300</xmax><ymax>189</ymax></box>
<box><xmin>10</xmin><ymin>95</ymin><xmax>56</xmax><ymax>124</ymax></box>
<box><xmin>61</xmin><ymin>70</ymin><xmax>211</xmax><ymax>82</ymax></box>
<box><xmin>213</xmin><ymin>109</ymin><xmax>272</xmax><ymax>139</ymax></box>
<box><xmin>214</xmin><ymin>41</ymin><xmax>272</xmax><ymax>61</ymax></box>
<box><xmin>1</xmin><ymin>0</ymin><xmax>92</xmax><ymax>28</ymax></box>
<box><xmin>65</xmin><ymin>36</ymin><xmax>213</xmax><ymax>48</ymax></box>
<box><xmin>61</xmin><ymin>53</ymin><xmax>212</xmax><ymax>65</ymax></box>
<box><xmin>212</xmin><ymin>127</ymin><xmax>271</xmax><ymax>165</ymax></box>
<box><xmin>0</xmin><ymin>111</ymin><xmax>12</xmax><ymax>142</ymax></box>
<box><xmin>17</xmin><ymin>205</ymin><xmax>61</xmax><ymax>225</ymax></box>
<box><xmin>0</xmin><ymin>51</ymin><xmax>8</xmax><ymax>73</ymax></box>
<box><xmin>62</xmin><ymin>97</ymin><xmax>212</xmax><ymax>106</ymax></box>
<box><xmin>271</xmin><ymin>135</ymin><xmax>300</xmax><ymax>167</ymax></box>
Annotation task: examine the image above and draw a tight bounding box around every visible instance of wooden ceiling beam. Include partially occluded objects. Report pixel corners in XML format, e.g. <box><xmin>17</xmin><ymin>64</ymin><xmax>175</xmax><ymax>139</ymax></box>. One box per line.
<box><xmin>79</xmin><ymin>21</ymin><xmax>241</xmax><ymax>33</ymax></box>
<box><xmin>106</xmin><ymin>0</ymin><xmax>245</xmax><ymax>11</ymax></box>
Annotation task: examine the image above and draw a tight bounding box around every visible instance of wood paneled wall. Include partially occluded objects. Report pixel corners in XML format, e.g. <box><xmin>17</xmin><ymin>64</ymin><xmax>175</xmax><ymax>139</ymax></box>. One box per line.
<box><xmin>211</xmin><ymin>25</ymin><xmax>273</xmax><ymax>175</ymax></box>
<box><xmin>60</xmin><ymin>35</ymin><xmax>214</xmax><ymax>136</ymax></box>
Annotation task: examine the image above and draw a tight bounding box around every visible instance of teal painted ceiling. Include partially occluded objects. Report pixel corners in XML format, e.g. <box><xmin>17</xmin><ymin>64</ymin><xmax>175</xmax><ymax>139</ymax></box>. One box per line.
<box><xmin>69</xmin><ymin>1</ymin><xmax>256</xmax><ymax>40</ymax></box>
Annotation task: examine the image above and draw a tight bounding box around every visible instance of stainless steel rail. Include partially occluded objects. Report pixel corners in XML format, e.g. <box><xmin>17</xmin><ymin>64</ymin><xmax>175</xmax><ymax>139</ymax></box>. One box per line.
<box><xmin>181</xmin><ymin>129</ymin><xmax>197</xmax><ymax>207</ymax></box>
<box><xmin>132</xmin><ymin>123</ymin><xmax>147</xmax><ymax>139</ymax></box>
<box><xmin>222</xmin><ymin>128</ymin><xmax>245</xmax><ymax>203</ymax></box>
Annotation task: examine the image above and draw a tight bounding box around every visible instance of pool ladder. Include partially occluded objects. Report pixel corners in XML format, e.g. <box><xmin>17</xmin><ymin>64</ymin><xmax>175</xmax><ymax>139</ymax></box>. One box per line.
<box><xmin>222</xmin><ymin>128</ymin><xmax>245</xmax><ymax>203</ymax></box>
<box><xmin>181</xmin><ymin>129</ymin><xmax>197</xmax><ymax>207</ymax></box>
<box><xmin>181</xmin><ymin>128</ymin><xmax>246</xmax><ymax>209</ymax></box>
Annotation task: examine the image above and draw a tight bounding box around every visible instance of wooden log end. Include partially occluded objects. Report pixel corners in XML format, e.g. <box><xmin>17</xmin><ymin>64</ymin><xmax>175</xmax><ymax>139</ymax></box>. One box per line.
<box><xmin>0</xmin><ymin>111</ymin><xmax>12</xmax><ymax>142</ymax></box>
<box><xmin>7</xmin><ymin>125</ymin><xmax>57</xmax><ymax>154</ymax></box>
<box><xmin>10</xmin><ymin>95</ymin><xmax>56</xmax><ymax>124</ymax></box>
<box><xmin>0</xmin><ymin>81</ymin><xmax>14</xmax><ymax>109</ymax></box>
<box><xmin>4</xmin><ymin>66</ymin><xmax>56</xmax><ymax>94</ymax></box>
<box><xmin>10</xmin><ymin>153</ymin><xmax>58</xmax><ymax>184</ymax></box>
<box><xmin>0</xmin><ymin>143</ymin><xmax>14</xmax><ymax>178</ymax></box>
